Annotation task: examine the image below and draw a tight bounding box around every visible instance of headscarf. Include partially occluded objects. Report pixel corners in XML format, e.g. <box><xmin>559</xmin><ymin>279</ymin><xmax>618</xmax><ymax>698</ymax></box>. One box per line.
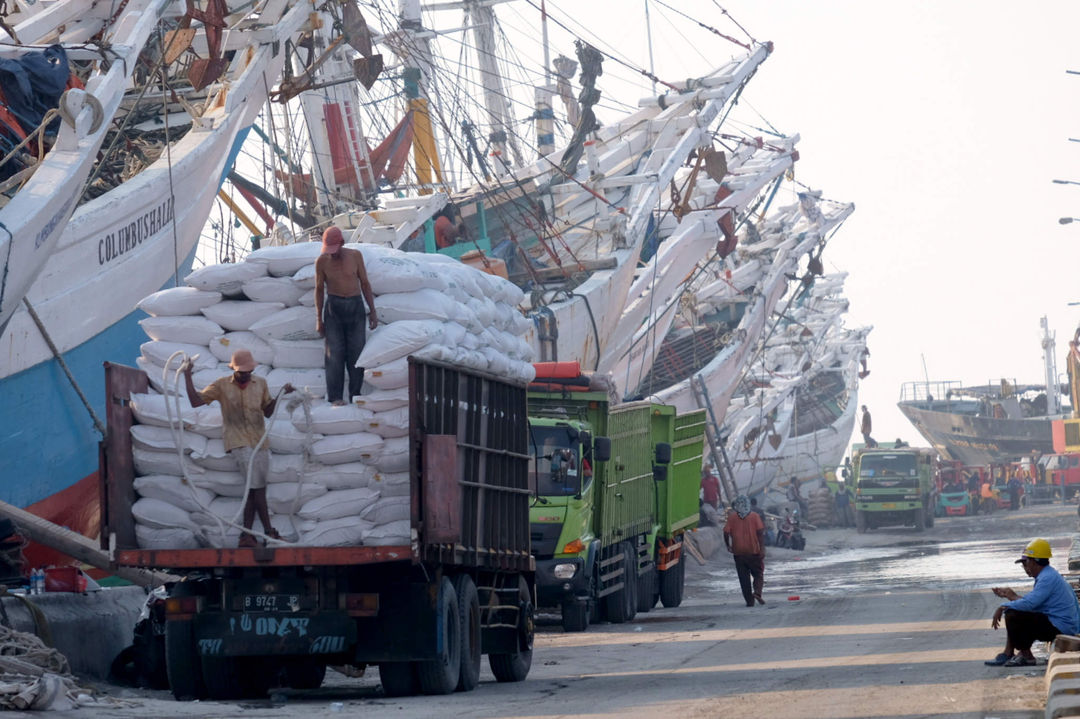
<box><xmin>732</xmin><ymin>494</ymin><xmax>751</xmax><ymax>519</ymax></box>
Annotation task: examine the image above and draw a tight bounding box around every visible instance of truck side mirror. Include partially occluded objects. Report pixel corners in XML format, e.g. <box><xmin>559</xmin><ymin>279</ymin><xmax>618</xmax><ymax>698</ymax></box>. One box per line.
<box><xmin>593</xmin><ymin>437</ymin><xmax>611</xmax><ymax>463</ymax></box>
<box><xmin>654</xmin><ymin>442</ymin><xmax>672</xmax><ymax>465</ymax></box>
<box><xmin>653</xmin><ymin>465</ymin><xmax>668</xmax><ymax>482</ymax></box>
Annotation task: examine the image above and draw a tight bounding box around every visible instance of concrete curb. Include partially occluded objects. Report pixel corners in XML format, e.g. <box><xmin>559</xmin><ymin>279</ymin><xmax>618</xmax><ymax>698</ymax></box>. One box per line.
<box><xmin>1</xmin><ymin>586</ymin><xmax>147</xmax><ymax>680</ymax></box>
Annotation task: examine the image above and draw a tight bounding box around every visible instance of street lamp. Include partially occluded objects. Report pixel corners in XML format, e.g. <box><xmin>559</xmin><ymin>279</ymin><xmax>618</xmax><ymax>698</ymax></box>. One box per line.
<box><xmin>1059</xmin><ymin>218</ymin><xmax>1080</xmax><ymax>225</ymax></box>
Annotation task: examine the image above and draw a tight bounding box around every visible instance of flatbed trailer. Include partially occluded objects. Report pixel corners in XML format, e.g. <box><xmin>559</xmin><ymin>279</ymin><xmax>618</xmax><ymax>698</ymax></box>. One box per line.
<box><xmin>101</xmin><ymin>358</ymin><xmax>534</xmax><ymax>700</ymax></box>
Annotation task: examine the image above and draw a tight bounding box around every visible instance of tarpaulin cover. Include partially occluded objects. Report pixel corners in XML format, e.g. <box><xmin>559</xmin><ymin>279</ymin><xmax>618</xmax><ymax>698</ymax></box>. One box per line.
<box><xmin>0</xmin><ymin>44</ymin><xmax>70</xmax><ymax>134</ymax></box>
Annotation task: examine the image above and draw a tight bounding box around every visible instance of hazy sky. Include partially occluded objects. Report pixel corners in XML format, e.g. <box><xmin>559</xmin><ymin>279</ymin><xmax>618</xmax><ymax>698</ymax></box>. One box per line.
<box><xmin>501</xmin><ymin>0</ymin><xmax>1080</xmax><ymax>451</ymax></box>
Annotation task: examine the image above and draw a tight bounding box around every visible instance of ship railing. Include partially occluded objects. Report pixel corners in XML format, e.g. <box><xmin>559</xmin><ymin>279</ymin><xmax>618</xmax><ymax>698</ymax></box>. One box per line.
<box><xmin>898</xmin><ymin>380</ymin><xmax>961</xmax><ymax>405</ymax></box>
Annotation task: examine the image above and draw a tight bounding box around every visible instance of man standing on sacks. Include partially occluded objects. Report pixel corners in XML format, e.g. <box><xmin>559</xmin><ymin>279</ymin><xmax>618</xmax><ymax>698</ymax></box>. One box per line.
<box><xmin>315</xmin><ymin>226</ymin><xmax>378</xmax><ymax>406</ymax></box>
<box><xmin>184</xmin><ymin>349</ymin><xmax>294</xmax><ymax>547</ymax></box>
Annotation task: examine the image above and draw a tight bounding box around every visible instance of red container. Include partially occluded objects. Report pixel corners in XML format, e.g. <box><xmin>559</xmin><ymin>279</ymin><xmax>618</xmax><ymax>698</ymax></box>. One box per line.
<box><xmin>44</xmin><ymin>567</ymin><xmax>87</xmax><ymax>593</ymax></box>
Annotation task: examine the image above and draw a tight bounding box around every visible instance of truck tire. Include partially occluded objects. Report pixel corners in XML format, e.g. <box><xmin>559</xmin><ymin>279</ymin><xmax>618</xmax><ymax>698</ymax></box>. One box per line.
<box><xmin>602</xmin><ymin>547</ymin><xmax>631</xmax><ymax>623</ymax></box>
<box><xmin>659</xmin><ymin>550</ymin><xmax>685</xmax><ymax>608</ymax></box>
<box><xmin>164</xmin><ymin>620</ymin><xmax>204</xmax><ymax>701</ymax></box>
<box><xmin>636</xmin><ymin>564</ymin><xmax>656</xmax><ymax>613</ymax></box>
<box><xmin>418</xmin><ymin>576</ymin><xmax>461</xmax><ymax>695</ymax></box>
<box><xmin>379</xmin><ymin>662</ymin><xmax>419</xmax><ymax>697</ymax></box>
<box><xmin>560</xmin><ymin>599</ymin><xmax>589</xmax><ymax>632</ymax></box>
<box><xmin>489</xmin><ymin>575</ymin><xmax>533</xmax><ymax>683</ymax></box>
<box><xmin>453</xmin><ymin>574</ymin><xmax>481</xmax><ymax>692</ymax></box>
<box><xmin>624</xmin><ymin>543</ymin><xmax>639</xmax><ymax>622</ymax></box>
<box><xmin>283</xmin><ymin>659</ymin><xmax>326</xmax><ymax>690</ymax></box>
<box><xmin>913</xmin><ymin>507</ymin><xmax>925</xmax><ymax>532</ymax></box>
<box><xmin>855</xmin><ymin>510</ymin><xmax>867</xmax><ymax>534</ymax></box>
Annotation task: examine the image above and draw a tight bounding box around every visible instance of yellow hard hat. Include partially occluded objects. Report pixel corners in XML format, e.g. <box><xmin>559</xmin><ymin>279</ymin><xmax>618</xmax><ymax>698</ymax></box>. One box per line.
<box><xmin>1019</xmin><ymin>538</ymin><xmax>1052</xmax><ymax>561</ymax></box>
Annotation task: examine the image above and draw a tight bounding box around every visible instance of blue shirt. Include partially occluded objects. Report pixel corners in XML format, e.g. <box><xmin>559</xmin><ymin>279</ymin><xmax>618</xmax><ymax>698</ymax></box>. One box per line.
<box><xmin>1003</xmin><ymin>564</ymin><xmax>1080</xmax><ymax>634</ymax></box>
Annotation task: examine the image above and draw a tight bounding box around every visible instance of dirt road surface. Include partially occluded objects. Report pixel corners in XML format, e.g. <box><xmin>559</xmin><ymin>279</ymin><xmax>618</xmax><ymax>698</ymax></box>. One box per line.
<box><xmin>80</xmin><ymin>501</ymin><xmax>1078</xmax><ymax>718</ymax></box>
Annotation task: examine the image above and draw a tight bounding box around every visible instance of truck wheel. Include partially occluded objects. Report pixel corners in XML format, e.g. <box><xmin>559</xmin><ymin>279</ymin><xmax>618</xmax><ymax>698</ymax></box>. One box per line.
<box><xmin>659</xmin><ymin>550</ymin><xmax>685</xmax><ymax>608</ymax></box>
<box><xmin>379</xmin><ymin>662</ymin><xmax>419</xmax><ymax>697</ymax></box>
<box><xmin>489</xmin><ymin>576</ymin><xmax>533</xmax><ymax>683</ymax></box>
<box><xmin>283</xmin><ymin>659</ymin><xmax>326</xmax><ymax>690</ymax></box>
<box><xmin>453</xmin><ymin>574</ymin><xmax>481</xmax><ymax>692</ymax></box>
<box><xmin>855</xmin><ymin>511</ymin><xmax>867</xmax><ymax>534</ymax></box>
<box><xmin>636</xmin><ymin>565</ymin><xmax>656</xmax><ymax>613</ymax></box>
<box><xmin>913</xmin><ymin>507</ymin><xmax>925</xmax><ymax>532</ymax></box>
<box><xmin>604</xmin><ymin>548</ymin><xmax>630</xmax><ymax>621</ymax></box>
<box><xmin>560</xmin><ymin>600</ymin><xmax>589</xmax><ymax>632</ymax></box>
<box><xmin>418</xmin><ymin>576</ymin><xmax>461</xmax><ymax>695</ymax></box>
<box><xmin>164</xmin><ymin>620</ymin><xmax>204</xmax><ymax>700</ymax></box>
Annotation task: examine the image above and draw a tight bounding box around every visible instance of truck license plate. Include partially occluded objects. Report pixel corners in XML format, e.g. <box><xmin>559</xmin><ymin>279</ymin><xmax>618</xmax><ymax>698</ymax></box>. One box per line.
<box><xmin>243</xmin><ymin>594</ymin><xmax>300</xmax><ymax>612</ymax></box>
<box><xmin>881</xmin><ymin>502</ymin><xmax>896</xmax><ymax>509</ymax></box>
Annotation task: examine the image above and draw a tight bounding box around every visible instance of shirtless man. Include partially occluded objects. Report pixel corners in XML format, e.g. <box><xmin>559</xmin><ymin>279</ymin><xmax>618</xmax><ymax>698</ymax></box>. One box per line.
<box><xmin>314</xmin><ymin>226</ymin><xmax>378</xmax><ymax>405</ymax></box>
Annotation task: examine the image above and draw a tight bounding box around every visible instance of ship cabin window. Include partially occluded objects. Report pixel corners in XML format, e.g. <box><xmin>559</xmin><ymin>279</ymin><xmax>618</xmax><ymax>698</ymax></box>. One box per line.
<box><xmin>860</xmin><ymin>454</ymin><xmax>917</xmax><ymax>478</ymax></box>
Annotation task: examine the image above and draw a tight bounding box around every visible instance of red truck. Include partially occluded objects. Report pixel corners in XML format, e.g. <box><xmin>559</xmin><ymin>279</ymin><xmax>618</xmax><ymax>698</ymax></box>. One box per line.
<box><xmin>100</xmin><ymin>358</ymin><xmax>534</xmax><ymax>700</ymax></box>
<box><xmin>1041</xmin><ymin>454</ymin><xmax>1080</xmax><ymax>499</ymax></box>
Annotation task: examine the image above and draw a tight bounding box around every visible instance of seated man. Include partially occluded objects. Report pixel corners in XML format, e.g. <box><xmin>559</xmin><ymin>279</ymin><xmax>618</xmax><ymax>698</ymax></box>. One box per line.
<box><xmin>986</xmin><ymin>539</ymin><xmax>1080</xmax><ymax>666</ymax></box>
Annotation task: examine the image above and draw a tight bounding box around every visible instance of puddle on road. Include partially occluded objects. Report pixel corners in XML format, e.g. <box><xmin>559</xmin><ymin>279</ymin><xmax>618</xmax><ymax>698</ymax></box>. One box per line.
<box><xmin>699</xmin><ymin>535</ymin><xmax>1062</xmax><ymax>598</ymax></box>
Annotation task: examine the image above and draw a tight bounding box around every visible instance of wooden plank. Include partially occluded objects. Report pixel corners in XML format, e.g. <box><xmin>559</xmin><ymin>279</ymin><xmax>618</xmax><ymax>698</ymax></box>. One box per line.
<box><xmin>423</xmin><ymin>435</ymin><xmax>461</xmax><ymax>544</ymax></box>
<box><xmin>102</xmin><ymin>362</ymin><xmax>147</xmax><ymax>551</ymax></box>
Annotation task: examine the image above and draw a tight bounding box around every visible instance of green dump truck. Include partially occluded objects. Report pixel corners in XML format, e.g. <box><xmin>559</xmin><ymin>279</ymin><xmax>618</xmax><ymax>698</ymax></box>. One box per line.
<box><xmin>527</xmin><ymin>364</ymin><xmax>706</xmax><ymax>632</ymax></box>
<box><xmin>850</xmin><ymin>444</ymin><xmax>936</xmax><ymax>533</ymax></box>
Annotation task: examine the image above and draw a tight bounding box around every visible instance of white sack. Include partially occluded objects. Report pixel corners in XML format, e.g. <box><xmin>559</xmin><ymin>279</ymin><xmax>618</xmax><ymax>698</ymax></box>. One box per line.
<box><xmin>362</xmin><ymin>519</ymin><xmax>412</xmax><ymax>546</ymax></box>
<box><xmin>132</xmin><ymin>498</ymin><xmax>195</xmax><ymax>530</ymax></box>
<box><xmin>366</xmin><ymin>407</ymin><xmax>409</xmax><ymax>439</ymax></box>
<box><xmin>249</xmin><ymin>306</ymin><xmax>320</xmax><ymax>342</ymax></box>
<box><xmin>292</xmin><ymin>264</ymin><xmax>316</xmax><ymax>290</ymax></box>
<box><xmin>134</xmin><ymin>447</ymin><xmax>203</xmax><ymax>477</ymax></box>
<box><xmin>185</xmin><ymin>261</ymin><xmax>267</xmax><ymax>297</ymax></box>
<box><xmin>364</xmin><ymin>357</ymin><xmax>410</xmax><ymax>390</ymax></box>
<box><xmin>373</xmin><ymin>288</ymin><xmax>460</xmax><ymax>323</ymax></box>
<box><xmin>190</xmin><ymin>405</ymin><xmax>224</xmax><ymax>439</ymax></box>
<box><xmin>134</xmin><ymin>474</ymin><xmax>215</xmax><ymax>514</ymax></box>
<box><xmin>267</xmin><ymin>483</ymin><xmax>326</xmax><ymax>514</ymax></box>
<box><xmin>130</xmin><ymin>393</ymin><xmax>196</xmax><ymax>428</ymax></box>
<box><xmin>271</xmin><ymin>339</ymin><xmax>323</xmax><ymax>368</ymax></box>
<box><xmin>268</xmin><ymin>422</ymin><xmax>320</xmax><ymax>453</ymax></box>
<box><xmin>310</xmin><ymin>433</ymin><xmax>383</xmax><ymax>465</ymax></box>
<box><xmin>269</xmin><ymin>514</ymin><xmax>301</xmax><ymax>543</ymax></box>
<box><xmin>201</xmin><ymin>300</ymin><xmax>284</xmax><ymax>332</ymax></box>
<box><xmin>141</xmin><ymin>341</ymin><xmax>216</xmax><ymax>371</ymax></box>
<box><xmin>242</xmin><ymin>275</ymin><xmax>306</xmax><ymax>305</ymax></box>
<box><xmin>131</xmin><ymin>424</ymin><xmax>206</xmax><ymax>455</ymax></box>
<box><xmin>302</xmin><ymin>462</ymin><xmax>376</xmax><ymax>490</ymax></box>
<box><xmin>190</xmin><ymin>439</ymin><xmax>238</xmax><ymax>472</ymax></box>
<box><xmin>270</xmin><ymin>452</ymin><xmax>306</xmax><ymax>483</ymax></box>
<box><xmin>267</xmin><ymin>368</ymin><xmax>325</xmax><ymax>397</ymax></box>
<box><xmin>207</xmin><ymin>331</ymin><xmax>274</xmax><ymax>365</ymax></box>
<box><xmin>246</xmin><ymin>242</ymin><xmax>322</xmax><ymax>277</ymax></box>
<box><xmin>300</xmin><ymin>516</ymin><xmax>373</xmax><ymax>547</ymax></box>
<box><xmin>297</xmin><ymin>487</ymin><xmax>380</xmax><ymax>521</ymax></box>
<box><xmin>293</xmin><ymin>404</ymin><xmax>374</xmax><ymax>435</ymax></box>
<box><xmin>136</xmin><ymin>524</ymin><xmax>200</xmax><ymax>550</ymax></box>
<box><xmin>374</xmin><ymin>436</ymin><xmax>410</xmax><ymax>473</ymax></box>
<box><xmin>352</xmin><ymin>387</ymin><xmax>408</xmax><ymax>413</ymax></box>
<box><xmin>137</xmin><ymin>287</ymin><xmax>222</xmax><ymax>317</ymax></box>
<box><xmin>356</xmin><ymin>320</ymin><xmax>445</xmax><ymax>368</ymax></box>
<box><xmin>360</xmin><ymin>496</ymin><xmax>411</xmax><ymax>525</ymax></box>
<box><xmin>190</xmin><ymin>469</ymin><xmax>246</xmax><ymax>497</ymax></box>
<box><xmin>139</xmin><ymin>316</ymin><xmax>225</xmax><ymax>346</ymax></box>
<box><xmin>371</xmin><ymin>471</ymin><xmax>410</xmax><ymax>498</ymax></box>
<box><xmin>358</xmin><ymin>248</ymin><xmax>446</xmax><ymax>295</ymax></box>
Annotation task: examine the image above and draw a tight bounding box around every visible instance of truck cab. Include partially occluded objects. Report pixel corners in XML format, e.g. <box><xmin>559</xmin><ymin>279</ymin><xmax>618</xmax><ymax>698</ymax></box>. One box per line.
<box><xmin>852</xmin><ymin>445</ymin><xmax>935</xmax><ymax>532</ymax></box>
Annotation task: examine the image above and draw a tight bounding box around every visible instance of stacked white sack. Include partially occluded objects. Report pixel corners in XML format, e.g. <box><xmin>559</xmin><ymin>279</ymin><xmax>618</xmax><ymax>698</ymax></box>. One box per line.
<box><xmin>129</xmin><ymin>241</ymin><xmax>534</xmax><ymax>549</ymax></box>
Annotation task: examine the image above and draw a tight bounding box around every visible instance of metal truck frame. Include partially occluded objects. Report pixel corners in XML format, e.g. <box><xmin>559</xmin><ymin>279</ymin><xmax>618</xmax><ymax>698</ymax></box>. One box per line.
<box><xmin>100</xmin><ymin>358</ymin><xmax>534</xmax><ymax>700</ymax></box>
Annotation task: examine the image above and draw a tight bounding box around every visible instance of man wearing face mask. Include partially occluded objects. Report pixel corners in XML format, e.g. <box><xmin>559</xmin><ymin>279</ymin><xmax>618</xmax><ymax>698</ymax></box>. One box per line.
<box><xmin>723</xmin><ymin>494</ymin><xmax>767</xmax><ymax>607</ymax></box>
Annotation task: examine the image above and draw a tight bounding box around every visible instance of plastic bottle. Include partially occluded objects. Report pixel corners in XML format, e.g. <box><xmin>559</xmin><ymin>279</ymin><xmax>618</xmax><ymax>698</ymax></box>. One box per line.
<box><xmin>30</xmin><ymin>569</ymin><xmax>42</xmax><ymax>595</ymax></box>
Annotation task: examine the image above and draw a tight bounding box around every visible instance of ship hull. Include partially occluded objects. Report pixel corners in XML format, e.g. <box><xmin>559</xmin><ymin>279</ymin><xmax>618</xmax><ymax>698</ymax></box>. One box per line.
<box><xmin>897</xmin><ymin>402</ymin><xmax>1055</xmax><ymax>465</ymax></box>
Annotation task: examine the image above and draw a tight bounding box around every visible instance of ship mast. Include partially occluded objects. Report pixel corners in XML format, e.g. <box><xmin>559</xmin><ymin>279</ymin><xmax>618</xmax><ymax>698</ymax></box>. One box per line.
<box><xmin>1042</xmin><ymin>316</ymin><xmax>1061</xmax><ymax>415</ymax></box>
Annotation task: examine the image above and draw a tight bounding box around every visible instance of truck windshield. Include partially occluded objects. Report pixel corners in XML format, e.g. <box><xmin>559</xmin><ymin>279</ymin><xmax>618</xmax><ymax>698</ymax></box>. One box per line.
<box><xmin>529</xmin><ymin>426</ymin><xmax>582</xmax><ymax>497</ymax></box>
<box><xmin>859</xmin><ymin>454</ymin><xmax>917</xmax><ymax>478</ymax></box>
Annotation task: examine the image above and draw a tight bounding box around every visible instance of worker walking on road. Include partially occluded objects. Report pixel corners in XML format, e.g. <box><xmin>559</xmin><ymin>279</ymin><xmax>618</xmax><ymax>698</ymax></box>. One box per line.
<box><xmin>985</xmin><ymin>539</ymin><xmax>1080</xmax><ymax>666</ymax></box>
<box><xmin>184</xmin><ymin>349</ymin><xmax>294</xmax><ymax>548</ymax></box>
<box><xmin>724</xmin><ymin>495</ymin><xmax>766</xmax><ymax>607</ymax></box>
<box><xmin>834</xmin><ymin>482</ymin><xmax>855</xmax><ymax>528</ymax></box>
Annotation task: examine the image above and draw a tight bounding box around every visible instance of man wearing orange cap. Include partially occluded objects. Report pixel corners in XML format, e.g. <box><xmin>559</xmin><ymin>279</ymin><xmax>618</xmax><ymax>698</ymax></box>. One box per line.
<box><xmin>183</xmin><ymin>349</ymin><xmax>294</xmax><ymax>547</ymax></box>
<box><xmin>314</xmin><ymin>226</ymin><xmax>377</xmax><ymax>405</ymax></box>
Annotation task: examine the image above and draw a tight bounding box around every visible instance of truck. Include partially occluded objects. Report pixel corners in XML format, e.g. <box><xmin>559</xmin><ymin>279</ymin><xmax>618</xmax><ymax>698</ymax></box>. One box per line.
<box><xmin>526</xmin><ymin>363</ymin><xmax>706</xmax><ymax>632</ymax></box>
<box><xmin>100</xmin><ymin>358</ymin><xmax>534</xmax><ymax>700</ymax></box>
<box><xmin>849</xmin><ymin>444</ymin><xmax>936</xmax><ymax>533</ymax></box>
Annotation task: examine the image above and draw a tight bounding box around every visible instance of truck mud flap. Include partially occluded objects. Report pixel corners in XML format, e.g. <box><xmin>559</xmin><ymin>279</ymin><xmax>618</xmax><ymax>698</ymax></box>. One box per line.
<box><xmin>352</xmin><ymin>582</ymin><xmax>439</xmax><ymax>663</ymax></box>
<box><xmin>194</xmin><ymin>612</ymin><xmax>356</xmax><ymax>657</ymax></box>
